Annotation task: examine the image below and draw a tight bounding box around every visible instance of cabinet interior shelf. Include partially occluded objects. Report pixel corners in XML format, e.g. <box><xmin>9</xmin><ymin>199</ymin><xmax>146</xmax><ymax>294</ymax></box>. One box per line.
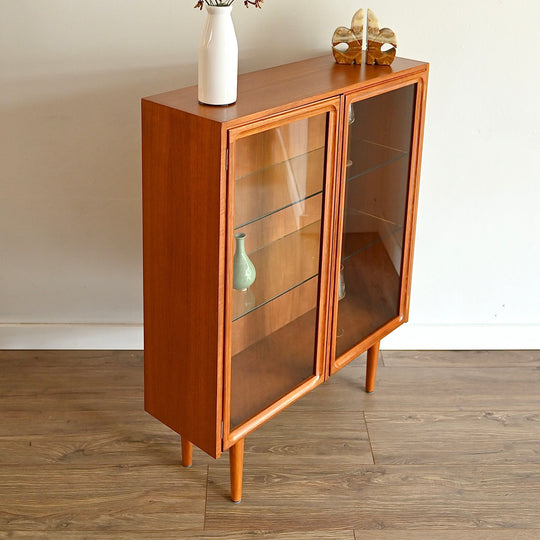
<box><xmin>231</xmin><ymin>305</ymin><xmax>317</xmax><ymax>429</ymax></box>
<box><xmin>232</xmin><ymin>220</ymin><xmax>322</xmax><ymax>321</ymax></box>
<box><xmin>232</xmin><ymin>275</ymin><xmax>317</xmax><ymax>322</ymax></box>
<box><xmin>236</xmin><ymin>146</ymin><xmax>326</xmax><ymax>182</ymax></box>
<box><xmin>346</xmin><ymin>138</ymin><xmax>409</xmax><ymax>183</ymax></box>
<box><xmin>234</xmin><ymin>147</ymin><xmax>325</xmax><ymax>230</ymax></box>
<box><xmin>235</xmin><ymin>189</ymin><xmax>323</xmax><ymax>231</ymax></box>
<box><xmin>342</xmin><ymin>224</ymin><xmax>403</xmax><ymax>262</ymax></box>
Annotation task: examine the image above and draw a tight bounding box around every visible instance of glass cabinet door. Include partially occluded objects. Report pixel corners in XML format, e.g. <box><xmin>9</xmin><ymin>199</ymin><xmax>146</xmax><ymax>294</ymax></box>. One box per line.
<box><xmin>226</xmin><ymin>105</ymin><xmax>336</xmax><ymax>435</ymax></box>
<box><xmin>334</xmin><ymin>84</ymin><xmax>417</xmax><ymax>361</ymax></box>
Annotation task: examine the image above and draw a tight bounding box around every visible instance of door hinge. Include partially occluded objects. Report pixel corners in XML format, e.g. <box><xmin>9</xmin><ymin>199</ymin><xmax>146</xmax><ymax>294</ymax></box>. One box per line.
<box><xmin>225</xmin><ymin>148</ymin><xmax>229</xmax><ymax>171</ymax></box>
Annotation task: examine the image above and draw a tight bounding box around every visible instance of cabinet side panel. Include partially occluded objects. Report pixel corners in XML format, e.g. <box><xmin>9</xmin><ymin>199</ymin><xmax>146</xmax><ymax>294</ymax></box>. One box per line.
<box><xmin>142</xmin><ymin>100</ymin><xmax>222</xmax><ymax>458</ymax></box>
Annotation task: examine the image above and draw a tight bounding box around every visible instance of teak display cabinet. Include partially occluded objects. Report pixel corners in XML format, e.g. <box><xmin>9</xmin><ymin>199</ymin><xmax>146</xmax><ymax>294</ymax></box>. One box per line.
<box><xmin>142</xmin><ymin>55</ymin><xmax>428</xmax><ymax>502</ymax></box>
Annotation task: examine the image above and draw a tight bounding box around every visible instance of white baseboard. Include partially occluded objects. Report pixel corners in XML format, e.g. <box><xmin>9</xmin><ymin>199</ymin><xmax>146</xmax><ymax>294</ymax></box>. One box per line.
<box><xmin>381</xmin><ymin>324</ymin><xmax>540</xmax><ymax>350</ymax></box>
<box><xmin>0</xmin><ymin>324</ymin><xmax>144</xmax><ymax>350</ymax></box>
<box><xmin>0</xmin><ymin>323</ymin><xmax>538</xmax><ymax>350</ymax></box>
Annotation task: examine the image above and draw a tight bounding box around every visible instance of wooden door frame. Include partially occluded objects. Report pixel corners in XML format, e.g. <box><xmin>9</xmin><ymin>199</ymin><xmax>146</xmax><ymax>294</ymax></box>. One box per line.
<box><xmin>222</xmin><ymin>98</ymin><xmax>341</xmax><ymax>449</ymax></box>
<box><xmin>329</xmin><ymin>71</ymin><xmax>429</xmax><ymax>375</ymax></box>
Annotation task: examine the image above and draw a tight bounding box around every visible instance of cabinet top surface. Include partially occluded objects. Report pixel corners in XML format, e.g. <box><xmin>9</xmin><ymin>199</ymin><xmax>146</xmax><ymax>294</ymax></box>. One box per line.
<box><xmin>143</xmin><ymin>55</ymin><xmax>428</xmax><ymax>124</ymax></box>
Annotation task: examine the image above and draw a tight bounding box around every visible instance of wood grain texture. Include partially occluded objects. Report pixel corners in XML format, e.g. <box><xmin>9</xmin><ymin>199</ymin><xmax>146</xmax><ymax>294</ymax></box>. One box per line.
<box><xmin>0</xmin><ymin>392</ymin><xmax>142</xmax><ymax>413</ymax></box>
<box><xmin>2</xmin><ymin>534</ymin><xmax>538</xmax><ymax>540</ymax></box>
<box><xmin>145</xmin><ymin>56</ymin><xmax>427</xmax><ymax>128</ymax></box>
<box><xmin>366</xmin><ymin>411</ymin><xmax>540</xmax><ymax>464</ymax></box>
<box><xmin>296</xmin><ymin>363</ymin><xmax>540</xmax><ymax>413</ymax></box>
<box><xmin>332</xmin><ymin>9</ymin><xmax>365</xmax><ymax>65</ymax></box>
<box><xmin>3</xmin><ymin>531</ymin><xmax>537</xmax><ymax>540</ymax></box>
<box><xmin>142</xmin><ymin>100</ymin><xmax>223</xmax><ymax>458</ymax></box>
<box><xmin>382</xmin><ymin>349</ymin><xmax>540</xmax><ymax>367</ymax></box>
<box><xmin>0</xmin><ymin>350</ymin><xmax>142</xmax><ymax>396</ymax></box>
<box><xmin>0</xmin><ymin>531</ymin><xmax>356</xmax><ymax>540</ymax></box>
<box><xmin>205</xmin><ymin>464</ymin><xmax>540</xmax><ymax>530</ymax></box>
<box><xmin>332</xmin><ymin>25</ymin><xmax>364</xmax><ymax>65</ymax></box>
<box><xmin>0</xmin><ymin>409</ymin><xmax>181</xmax><ymax>466</ymax></box>
<box><xmin>0</xmin><ymin>351</ymin><xmax>143</xmax><ymax>414</ymax></box>
<box><xmin>355</xmin><ymin>533</ymin><xmax>540</xmax><ymax>540</ymax></box>
<box><xmin>0</xmin><ymin>465</ymin><xmax>207</xmax><ymax>532</ymax></box>
<box><xmin>241</xmin><ymin>407</ymin><xmax>373</xmax><ymax>467</ymax></box>
<box><xmin>1</xmin><ymin>350</ymin><xmax>540</xmax><ymax>535</ymax></box>
<box><xmin>332</xmin><ymin>8</ymin><xmax>398</xmax><ymax>67</ymax></box>
<box><xmin>365</xmin><ymin>9</ymin><xmax>397</xmax><ymax>66</ymax></box>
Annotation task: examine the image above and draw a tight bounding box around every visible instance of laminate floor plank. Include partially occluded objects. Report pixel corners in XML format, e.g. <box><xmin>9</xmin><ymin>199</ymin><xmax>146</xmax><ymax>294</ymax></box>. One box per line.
<box><xmin>205</xmin><ymin>464</ymin><xmax>540</xmax><ymax>530</ymax></box>
<box><xmin>366</xmin><ymin>410</ymin><xmax>540</xmax><ymax>464</ymax></box>
<box><xmin>382</xmin><ymin>350</ymin><xmax>540</xmax><ymax>368</ymax></box>
<box><xmin>1</xmin><ymin>350</ymin><xmax>540</xmax><ymax>536</ymax></box>
<box><xmin>0</xmin><ymin>464</ymin><xmax>207</xmax><ymax>532</ymax></box>
<box><xmin>0</xmin><ymin>352</ymin><xmax>143</xmax><ymax>405</ymax></box>
<box><xmin>296</xmin><ymin>363</ymin><xmax>540</xmax><ymax>412</ymax></box>
<box><xmin>0</xmin><ymin>409</ymin><xmax>184</xmax><ymax>466</ymax></box>
<box><xmin>0</xmin><ymin>350</ymin><xmax>141</xmax><ymax>365</ymax></box>
<box><xmin>241</xmin><ymin>407</ymin><xmax>373</xmax><ymax>467</ymax></box>
<box><xmin>0</xmin><ymin>361</ymin><xmax>142</xmax><ymax>396</ymax></box>
<box><xmin>353</xmin><ymin>532</ymin><xmax>540</xmax><ymax>539</ymax></box>
<box><xmin>1</xmin><ymin>532</ymin><xmax>538</xmax><ymax>540</ymax></box>
<box><xmin>0</xmin><ymin>393</ymin><xmax>143</xmax><ymax>413</ymax></box>
<box><xmin>0</xmin><ymin>409</ymin><xmax>163</xmax><ymax>438</ymax></box>
<box><xmin>0</xmin><ymin>350</ymin><xmax>142</xmax><ymax>378</ymax></box>
<box><xmin>0</xmin><ymin>531</ymin><xmax>356</xmax><ymax>540</ymax></box>
<box><xmin>0</xmin><ymin>352</ymin><xmax>143</xmax><ymax>412</ymax></box>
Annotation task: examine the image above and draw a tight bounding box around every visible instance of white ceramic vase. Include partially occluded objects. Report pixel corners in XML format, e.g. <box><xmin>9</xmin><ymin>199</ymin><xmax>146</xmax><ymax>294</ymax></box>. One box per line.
<box><xmin>198</xmin><ymin>5</ymin><xmax>238</xmax><ymax>106</ymax></box>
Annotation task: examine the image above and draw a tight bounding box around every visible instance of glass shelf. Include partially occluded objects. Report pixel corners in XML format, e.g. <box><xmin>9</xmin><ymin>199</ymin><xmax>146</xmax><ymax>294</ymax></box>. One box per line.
<box><xmin>230</xmin><ymin>302</ymin><xmax>318</xmax><ymax>429</ymax></box>
<box><xmin>234</xmin><ymin>147</ymin><xmax>326</xmax><ymax>229</ymax></box>
<box><xmin>232</xmin><ymin>221</ymin><xmax>322</xmax><ymax>321</ymax></box>
<box><xmin>346</xmin><ymin>138</ymin><xmax>408</xmax><ymax>183</ymax></box>
<box><xmin>341</xmin><ymin>228</ymin><xmax>403</xmax><ymax>263</ymax></box>
<box><xmin>341</xmin><ymin>209</ymin><xmax>404</xmax><ymax>262</ymax></box>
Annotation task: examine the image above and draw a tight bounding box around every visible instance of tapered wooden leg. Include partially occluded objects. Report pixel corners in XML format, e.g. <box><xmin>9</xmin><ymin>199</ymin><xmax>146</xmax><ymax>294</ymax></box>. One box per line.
<box><xmin>229</xmin><ymin>438</ymin><xmax>245</xmax><ymax>503</ymax></box>
<box><xmin>181</xmin><ymin>437</ymin><xmax>193</xmax><ymax>468</ymax></box>
<box><xmin>365</xmin><ymin>341</ymin><xmax>380</xmax><ymax>393</ymax></box>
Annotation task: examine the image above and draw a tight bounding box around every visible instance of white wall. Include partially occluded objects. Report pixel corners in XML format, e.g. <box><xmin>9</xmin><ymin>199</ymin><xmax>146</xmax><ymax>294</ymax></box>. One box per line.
<box><xmin>1</xmin><ymin>0</ymin><xmax>539</xmax><ymax>349</ymax></box>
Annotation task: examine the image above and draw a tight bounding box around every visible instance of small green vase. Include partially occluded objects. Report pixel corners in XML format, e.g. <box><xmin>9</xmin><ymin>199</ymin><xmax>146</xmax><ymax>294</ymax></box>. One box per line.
<box><xmin>233</xmin><ymin>233</ymin><xmax>256</xmax><ymax>291</ymax></box>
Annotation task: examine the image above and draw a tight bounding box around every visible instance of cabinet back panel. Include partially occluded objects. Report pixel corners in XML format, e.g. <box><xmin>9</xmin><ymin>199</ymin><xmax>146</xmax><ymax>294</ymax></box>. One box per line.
<box><xmin>230</xmin><ymin>304</ymin><xmax>318</xmax><ymax>429</ymax></box>
<box><xmin>231</xmin><ymin>277</ymin><xmax>319</xmax><ymax>356</ymax></box>
<box><xmin>234</xmin><ymin>115</ymin><xmax>326</xmax><ymax>179</ymax></box>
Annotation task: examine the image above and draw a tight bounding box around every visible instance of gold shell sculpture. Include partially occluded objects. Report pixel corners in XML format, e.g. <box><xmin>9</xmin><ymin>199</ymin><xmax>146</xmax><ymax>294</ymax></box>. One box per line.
<box><xmin>332</xmin><ymin>8</ymin><xmax>397</xmax><ymax>66</ymax></box>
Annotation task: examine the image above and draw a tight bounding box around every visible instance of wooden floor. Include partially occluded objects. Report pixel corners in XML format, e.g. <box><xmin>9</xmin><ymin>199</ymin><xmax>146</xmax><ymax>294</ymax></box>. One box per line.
<box><xmin>1</xmin><ymin>350</ymin><xmax>539</xmax><ymax>539</ymax></box>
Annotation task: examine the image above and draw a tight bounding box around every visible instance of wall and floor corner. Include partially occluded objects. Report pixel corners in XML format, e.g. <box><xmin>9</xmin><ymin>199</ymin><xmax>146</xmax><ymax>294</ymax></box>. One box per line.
<box><xmin>1</xmin><ymin>0</ymin><xmax>539</xmax><ymax>350</ymax></box>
